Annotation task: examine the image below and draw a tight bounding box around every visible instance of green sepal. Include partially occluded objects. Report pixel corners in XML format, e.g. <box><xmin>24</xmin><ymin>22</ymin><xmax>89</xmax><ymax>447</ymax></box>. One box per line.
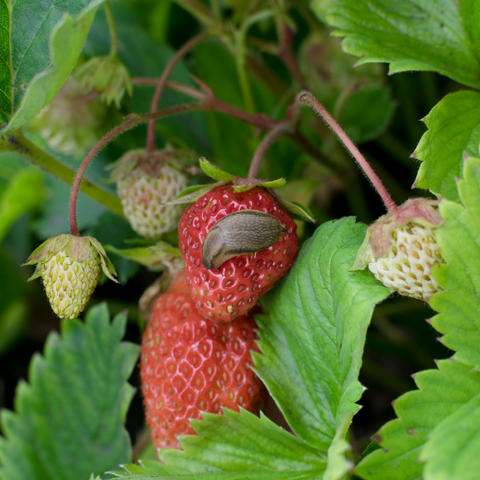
<box><xmin>104</xmin><ymin>241</ymin><xmax>183</xmax><ymax>272</ymax></box>
<box><xmin>163</xmin><ymin>181</ymin><xmax>226</xmax><ymax>205</ymax></box>
<box><xmin>232</xmin><ymin>178</ymin><xmax>287</xmax><ymax>193</ymax></box>
<box><xmin>76</xmin><ymin>55</ymin><xmax>132</xmax><ymax>108</ymax></box>
<box><xmin>258</xmin><ymin>178</ymin><xmax>287</xmax><ymax>189</ymax></box>
<box><xmin>177</xmin><ymin>183</ymin><xmax>217</xmax><ymax>198</ymax></box>
<box><xmin>276</xmin><ymin>197</ymin><xmax>315</xmax><ymax>222</ymax></box>
<box><xmin>199</xmin><ymin>157</ymin><xmax>235</xmax><ymax>181</ymax></box>
<box><xmin>23</xmin><ymin>234</ymin><xmax>118</xmax><ymax>283</ymax></box>
<box><xmin>109</xmin><ymin>148</ymin><xmax>191</xmax><ymax>182</ymax></box>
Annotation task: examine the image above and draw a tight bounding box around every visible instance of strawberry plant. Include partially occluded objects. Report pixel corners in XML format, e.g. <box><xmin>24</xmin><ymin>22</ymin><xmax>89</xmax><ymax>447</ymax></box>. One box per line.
<box><xmin>0</xmin><ymin>1</ymin><xmax>479</xmax><ymax>479</ymax></box>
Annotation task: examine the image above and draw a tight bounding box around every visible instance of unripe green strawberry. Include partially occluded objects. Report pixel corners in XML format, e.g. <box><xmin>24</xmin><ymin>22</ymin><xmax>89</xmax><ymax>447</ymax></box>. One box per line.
<box><xmin>111</xmin><ymin>149</ymin><xmax>188</xmax><ymax>239</ymax></box>
<box><xmin>352</xmin><ymin>198</ymin><xmax>445</xmax><ymax>301</ymax></box>
<box><xmin>24</xmin><ymin>234</ymin><xmax>117</xmax><ymax>320</ymax></box>
<box><xmin>29</xmin><ymin>78</ymin><xmax>107</xmax><ymax>157</ymax></box>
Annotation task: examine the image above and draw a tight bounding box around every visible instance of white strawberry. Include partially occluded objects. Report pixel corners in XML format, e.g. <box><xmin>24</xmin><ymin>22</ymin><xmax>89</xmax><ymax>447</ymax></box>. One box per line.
<box><xmin>352</xmin><ymin>198</ymin><xmax>444</xmax><ymax>300</ymax></box>
<box><xmin>299</xmin><ymin>92</ymin><xmax>445</xmax><ymax>301</ymax></box>
<box><xmin>111</xmin><ymin>149</ymin><xmax>188</xmax><ymax>239</ymax></box>
<box><xmin>24</xmin><ymin>234</ymin><xmax>117</xmax><ymax>320</ymax></box>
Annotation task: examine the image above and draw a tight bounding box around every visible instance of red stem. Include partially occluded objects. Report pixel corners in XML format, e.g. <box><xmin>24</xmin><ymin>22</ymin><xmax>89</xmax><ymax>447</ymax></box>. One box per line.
<box><xmin>248</xmin><ymin>122</ymin><xmax>294</xmax><ymax>179</ymax></box>
<box><xmin>132</xmin><ymin>77</ymin><xmax>333</xmax><ymax>167</ymax></box>
<box><xmin>69</xmin><ymin>91</ymin><xmax>340</xmax><ymax>235</ymax></box>
<box><xmin>298</xmin><ymin>91</ymin><xmax>398</xmax><ymax>213</ymax></box>
<box><xmin>69</xmin><ymin>103</ymin><xmax>203</xmax><ymax>236</ymax></box>
<box><xmin>132</xmin><ymin>78</ymin><xmax>207</xmax><ymax>100</ymax></box>
<box><xmin>145</xmin><ymin>31</ymin><xmax>210</xmax><ymax>152</ymax></box>
<box><xmin>277</xmin><ymin>25</ymin><xmax>307</xmax><ymax>89</ymax></box>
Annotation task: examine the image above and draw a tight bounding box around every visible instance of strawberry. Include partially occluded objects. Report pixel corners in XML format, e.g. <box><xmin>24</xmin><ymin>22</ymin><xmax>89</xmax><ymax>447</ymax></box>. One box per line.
<box><xmin>178</xmin><ymin>184</ymin><xmax>298</xmax><ymax>322</ymax></box>
<box><xmin>140</xmin><ymin>272</ymin><xmax>265</xmax><ymax>450</ymax></box>
<box><xmin>111</xmin><ymin>149</ymin><xmax>188</xmax><ymax>239</ymax></box>
<box><xmin>352</xmin><ymin>198</ymin><xmax>444</xmax><ymax>301</ymax></box>
<box><xmin>23</xmin><ymin>234</ymin><xmax>117</xmax><ymax>319</ymax></box>
<box><xmin>298</xmin><ymin>92</ymin><xmax>446</xmax><ymax>302</ymax></box>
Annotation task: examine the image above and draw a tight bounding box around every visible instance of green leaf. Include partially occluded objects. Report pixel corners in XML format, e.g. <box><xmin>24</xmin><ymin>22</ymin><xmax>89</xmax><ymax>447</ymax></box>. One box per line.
<box><xmin>111</xmin><ymin>409</ymin><xmax>327</xmax><ymax>479</ymax></box>
<box><xmin>199</xmin><ymin>158</ymin><xmax>235</xmax><ymax>182</ymax></box>
<box><xmin>3</xmin><ymin>0</ymin><xmax>106</xmax><ymax>132</ymax></box>
<box><xmin>0</xmin><ymin>0</ymin><xmax>100</xmax><ymax>124</ymax></box>
<box><xmin>339</xmin><ymin>86</ymin><xmax>395</xmax><ymax>144</ymax></box>
<box><xmin>421</xmin><ymin>391</ymin><xmax>480</xmax><ymax>480</ymax></box>
<box><xmin>275</xmin><ymin>198</ymin><xmax>315</xmax><ymax>222</ymax></box>
<box><xmin>232</xmin><ymin>179</ymin><xmax>287</xmax><ymax>193</ymax></box>
<box><xmin>429</xmin><ymin>156</ymin><xmax>480</xmax><ymax>368</ymax></box>
<box><xmin>413</xmin><ymin>91</ymin><xmax>480</xmax><ymax>201</ymax></box>
<box><xmin>258</xmin><ymin>178</ymin><xmax>287</xmax><ymax>189</ymax></box>
<box><xmin>0</xmin><ymin>304</ymin><xmax>140</xmax><ymax>480</ymax></box>
<box><xmin>177</xmin><ymin>184</ymin><xmax>215</xmax><ymax>198</ymax></box>
<box><xmin>164</xmin><ymin>182</ymin><xmax>225</xmax><ymax>205</ymax></box>
<box><xmin>356</xmin><ymin>359</ymin><xmax>480</xmax><ymax>480</ymax></box>
<box><xmin>324</xmin><ymin>0</ymin><xmax>480</xmax><ymax>90</ymax></box>
<box><xmin>0</xmin><ymin>168</ymin><xmax>43</xmax><ymax>243</ymax></box>
<box><xmin>254</xmin><ymin>218</ymin><xmax>390</xmax><ymax>450</ymax></box>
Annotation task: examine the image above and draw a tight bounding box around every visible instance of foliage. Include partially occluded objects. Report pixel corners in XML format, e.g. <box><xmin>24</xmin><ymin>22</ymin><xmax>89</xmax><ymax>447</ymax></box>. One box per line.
<box><xmin>0</xmin><ymin>304</ymin><xmax>139</xmax><ymax>480</ymax></box>
<box><xmin>0</xmin><ymin>0</ymin><xmax>479</xmax><ymax>479</ymax></box>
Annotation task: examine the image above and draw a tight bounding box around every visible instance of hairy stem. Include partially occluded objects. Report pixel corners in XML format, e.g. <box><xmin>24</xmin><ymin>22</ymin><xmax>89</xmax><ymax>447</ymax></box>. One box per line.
<box><xmin>248</xmin><ymin>122</ymin><xmax>294</xmax><ymax>179</ymax></box>
<box><xmin>133</xmin><ymin>78</ymin><xmax>334</xmax><ymax>167</ymax></box>
<box><xmin>1</xmin><ymin>131</ymin><xmax>124</xmax><ymax>217</ymax></box>
<box><xmin>70</xmin><ymin>103</ymin><xmax>203</xmax><ymax>236</ymax></box>
<box><xmin>104</xmin><ymin>1</ymin><xmax>118</xmax><ymax>58</ymax></box>
<box><xmin>146</xmin><ymin>31</ymin><xmax>210</xmax><ymax>152</ymax></box>
<box><xmin>298</xmin><ymin>91</ymin><xmax>398</xmax><ymax>213</ymax></box>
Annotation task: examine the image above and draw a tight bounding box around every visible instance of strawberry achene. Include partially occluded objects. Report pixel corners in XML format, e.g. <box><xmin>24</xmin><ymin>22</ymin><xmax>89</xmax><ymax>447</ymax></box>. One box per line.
<box><xmin>140</xmin><ymin>273</ymin><xmax>265</xmax><ymax>450</ymax></box>
<box><xmin>178</xmin><ymin>185</ymin><xmax>298</xmax><ymax>322</ymax></box>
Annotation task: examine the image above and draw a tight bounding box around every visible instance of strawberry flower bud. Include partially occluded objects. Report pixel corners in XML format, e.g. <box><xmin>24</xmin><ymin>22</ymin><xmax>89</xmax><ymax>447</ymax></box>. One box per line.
<box><xmin>24</xmin><ymin>234</ymin><xmax>118</xmax><ymax>320</ymax></box>
<box><xmin>352</xmin><ymin>198</ymin><xmax>445</xmax><ymax>301</ymax></box>
<box><xmin>77</xmin><ymin>55</ymin><xmax>132</xmax><ymax>108</ymax></box>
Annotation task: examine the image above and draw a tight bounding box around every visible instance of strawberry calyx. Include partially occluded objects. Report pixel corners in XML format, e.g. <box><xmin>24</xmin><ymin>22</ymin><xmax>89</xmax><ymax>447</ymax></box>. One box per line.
<box><xmin>165</xmin><ymin>157</ymin><xmax>314</xmax><ymax>222</ymax></box>
<box><xmin>24</xmin><ymin>234</ymin><xmax>118</xmax><ymax>283</ymax></box>
<box><xmin>109</xmin><ymin>148</ymin><xmax>193</xmax><ymax>181</ymax></box>
<box><xmin>352</xmin><ymin>197</ymin><xmax>443</xmax><ymax>271</ymax></box>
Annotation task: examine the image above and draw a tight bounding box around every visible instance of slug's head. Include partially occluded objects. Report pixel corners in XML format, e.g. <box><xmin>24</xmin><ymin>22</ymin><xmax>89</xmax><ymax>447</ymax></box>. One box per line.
<box><xmin>201</xmin><ymin>210</ymin><xmax>286</xmax><ymax>270</ymax></box>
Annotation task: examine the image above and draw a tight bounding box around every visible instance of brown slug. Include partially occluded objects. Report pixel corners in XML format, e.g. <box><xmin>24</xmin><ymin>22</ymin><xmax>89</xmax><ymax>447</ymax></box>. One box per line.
<box><xmin>201</xmin><ymin>210</ymin><xmax>286</xmax><ymax>270</ymax></box>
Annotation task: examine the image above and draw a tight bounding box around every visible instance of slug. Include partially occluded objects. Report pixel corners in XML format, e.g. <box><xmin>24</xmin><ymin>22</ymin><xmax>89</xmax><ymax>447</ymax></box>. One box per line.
<box><xmin>202</xmin><ymin>210</ymin><xmax>286</xmax><ymax>270</ymax></box>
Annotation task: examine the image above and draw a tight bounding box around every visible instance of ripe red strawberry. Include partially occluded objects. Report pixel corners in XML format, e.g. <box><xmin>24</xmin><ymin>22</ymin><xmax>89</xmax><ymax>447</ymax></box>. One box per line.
<box><xmin>140</xmin><ymin>272</ymin><xmax>265</xmax><ymax>450</ymax></box>
<box><xmin>178</xmin><ymin>184</ymin><xmax>298</xmax><ymax>322</ymax></box>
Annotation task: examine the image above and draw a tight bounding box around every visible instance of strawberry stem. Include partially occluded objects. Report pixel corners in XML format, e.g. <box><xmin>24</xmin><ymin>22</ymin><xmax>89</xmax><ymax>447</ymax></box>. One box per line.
<box><xmin>146</xmin><ymin>31</ymin><xmax>211</xmax><ymax>153</ymax></box>
<box><xmin>247</xmin><ymin>122</ymin><xmax>294</xmax><ymax>180</ymax></box>
<box><xmin>69</xmin><ymin>103</ymin><xmax>203</xmax><ymax>236</ymax></box>
<box><xmin>298</xmin><ymin>91</ymin><xmax>398</xmax><ymax>213</ymax></box>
